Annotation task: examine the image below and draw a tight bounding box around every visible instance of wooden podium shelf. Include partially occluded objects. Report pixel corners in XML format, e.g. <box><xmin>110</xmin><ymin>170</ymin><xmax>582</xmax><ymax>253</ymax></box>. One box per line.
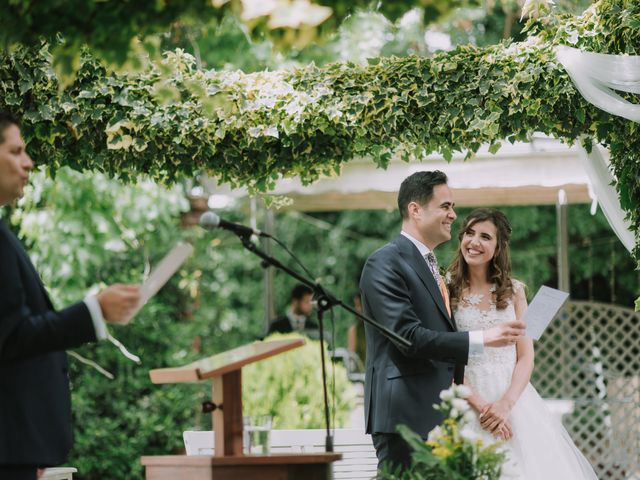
<box><xmin>141</xmin><ymin>453</ymin><xmax>342</xmax><ymax>480</ymax></box>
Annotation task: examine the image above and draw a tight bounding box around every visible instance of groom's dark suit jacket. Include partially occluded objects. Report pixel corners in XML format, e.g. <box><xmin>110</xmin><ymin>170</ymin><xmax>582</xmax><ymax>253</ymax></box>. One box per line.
<box><xmin>360</xmin><ymin>234</ymin><xmax>469</xmax><ymax>438</ymax></box>
<box><xmin>0</xmin><ymin>219</ymin><xmax>96</xmax><ymax>467</ymax></box>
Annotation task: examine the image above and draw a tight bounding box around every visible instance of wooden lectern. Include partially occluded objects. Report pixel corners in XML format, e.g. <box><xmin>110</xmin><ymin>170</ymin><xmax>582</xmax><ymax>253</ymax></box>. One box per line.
<box><xmin>140</xmin><ymin>338</ymin><xmax>341</xmax><ymax>480</ymax></box>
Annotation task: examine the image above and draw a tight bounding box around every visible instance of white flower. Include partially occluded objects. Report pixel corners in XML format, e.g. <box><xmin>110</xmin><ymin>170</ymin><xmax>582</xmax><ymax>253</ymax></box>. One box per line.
<box><xmin>454</xmin><ymin>385</ymin><xmax>472</xmax><ymax>398</ymax></box>
<box><xmin>460</xmin><ymin>425</ymin><xmax>482</xmax><ymax>443</ymax></box>
<box><xmin>464</xmin><ymin>410</ymin><xmax>477</xmax><ymax>424</ymax></box>
<box><xmin>439</xmin><ymin>387</ymin><xmax>455</xmax><ymax>401</ymax></box>
<box><xmin>452</xmin><ymin>398</ymin><xmax>470</xmax><ymax>413</ymax></box>
<box><xmin>427</xmin><ymin>425</ymin><xmax>444</xmax><ymax>443</ymax></box>
<box><xmin>450</xmin><ymin>407</ymin><xmax>459</xmax><ymax>418</ymax></box>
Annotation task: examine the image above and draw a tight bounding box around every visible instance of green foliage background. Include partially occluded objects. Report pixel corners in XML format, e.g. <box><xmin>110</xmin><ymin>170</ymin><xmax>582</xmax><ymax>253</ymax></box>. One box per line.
<box><xmin>243</xmin><ymin>333</ymin><xmax>355</xmax><ymax>429</ymax></box>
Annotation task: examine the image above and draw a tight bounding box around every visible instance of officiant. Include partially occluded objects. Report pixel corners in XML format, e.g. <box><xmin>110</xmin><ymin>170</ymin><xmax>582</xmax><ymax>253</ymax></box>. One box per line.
<box><xmin>0</xmin><ymin>111</ymin><xmax>141</xmax><ymax>480</ymax></box>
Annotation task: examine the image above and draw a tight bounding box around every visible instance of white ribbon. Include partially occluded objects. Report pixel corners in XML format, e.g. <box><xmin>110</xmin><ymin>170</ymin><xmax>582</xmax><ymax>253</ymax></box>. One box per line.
<box><xmin>107</xmin><ymin>332</ymin><xmax>141</xmax><ymax>364</ymax></box>
<box><xmin>555</xmin><ymin>45</ymin><xmax>638</xmax><ymax>252</ymax></box>
<box><xmin>68</xmin><ymin>351</ymin><xmax>115</xmax><ymax>379</ymax></box>
<box><xmin>578</xmin><ymin>142</ymin><xmax>635</xmax><ymax>252</ymax></box>
<box><xmin>555</xmin><ymin>45</ymin><xmax>640</xmax><ymax>122</ymax></box>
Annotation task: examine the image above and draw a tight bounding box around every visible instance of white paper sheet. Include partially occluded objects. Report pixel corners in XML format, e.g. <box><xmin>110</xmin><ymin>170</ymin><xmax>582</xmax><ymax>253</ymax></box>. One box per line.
<box><xmin>523</xmin><ymin>286</ymin><xmax>570</xmax><ymax>341</ymax></box>
<box><xmin>125</xmin><ymin>242</ymin><xmax>194</xmax><ymax>321</ymax></box>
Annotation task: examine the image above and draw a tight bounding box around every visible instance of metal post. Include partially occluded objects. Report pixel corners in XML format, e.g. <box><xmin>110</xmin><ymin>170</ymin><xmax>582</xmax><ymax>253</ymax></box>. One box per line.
<box><xmin>260</xmin><ymin>203</ymin><xmax>275</xmax><ymax>332</ymax></box>
<box><xmin>556</xmin><ymin>189</ymin><xmax>570</xmax><ymax>293</ymax></box>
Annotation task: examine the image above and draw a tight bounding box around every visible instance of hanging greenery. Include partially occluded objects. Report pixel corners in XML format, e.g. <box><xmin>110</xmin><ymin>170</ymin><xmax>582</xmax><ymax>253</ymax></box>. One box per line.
<box><xmin>0</xmin><ymin>0</ymin><xmax>638</xmax><ymax>259</ymax></box>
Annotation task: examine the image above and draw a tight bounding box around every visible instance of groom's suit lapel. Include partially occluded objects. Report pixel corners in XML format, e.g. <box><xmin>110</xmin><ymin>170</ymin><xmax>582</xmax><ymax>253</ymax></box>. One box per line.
<box><xmin>394</xmin><ymin>235</ymin><xmax>456</xmax><ymax>330</ymax></box>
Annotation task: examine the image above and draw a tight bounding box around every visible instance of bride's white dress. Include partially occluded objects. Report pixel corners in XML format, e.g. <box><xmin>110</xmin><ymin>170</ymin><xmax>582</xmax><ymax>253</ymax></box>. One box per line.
<box><xmin>454</xmin><ymin>281</ymin><xmax>599</xmax><ymax>480</ymax></box>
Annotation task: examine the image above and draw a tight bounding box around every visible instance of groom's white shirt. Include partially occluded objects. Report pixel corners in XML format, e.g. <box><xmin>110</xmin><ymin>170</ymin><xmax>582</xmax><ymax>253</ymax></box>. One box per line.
<box><xmin>401</xmin><ymin>230</ymin><xmax>484</xmax><ymax>358</ymax></box>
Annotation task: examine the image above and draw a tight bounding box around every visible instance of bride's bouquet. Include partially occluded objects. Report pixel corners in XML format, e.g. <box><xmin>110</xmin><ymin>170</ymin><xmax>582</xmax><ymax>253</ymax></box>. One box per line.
<box><xmin>381</xmin><ymin>384</ymin><xmax>506</xmax><ymax>480</ymax></box>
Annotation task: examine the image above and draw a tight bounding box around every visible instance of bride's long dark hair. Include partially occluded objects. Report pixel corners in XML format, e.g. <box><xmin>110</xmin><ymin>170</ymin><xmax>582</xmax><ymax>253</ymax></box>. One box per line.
<box><xmin>448</xmin><ymin>208</ymin><xmax>513</xmax><ymax>310</ymax></box>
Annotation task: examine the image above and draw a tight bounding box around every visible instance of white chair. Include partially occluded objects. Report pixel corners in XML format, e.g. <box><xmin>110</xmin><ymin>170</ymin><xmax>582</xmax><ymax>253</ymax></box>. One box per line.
<box><xmin>184</xmin><ymin>428</ymin><xmax>377</xmax><ymax>480</ymax></box>
<box><xmin>41</xmin><ymin>467</ymin><xmax>77</xmax><ymax>480</ymax></box>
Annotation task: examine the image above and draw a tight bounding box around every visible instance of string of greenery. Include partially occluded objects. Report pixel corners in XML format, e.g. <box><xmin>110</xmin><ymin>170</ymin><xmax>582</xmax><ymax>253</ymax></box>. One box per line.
<box><xmin>0</xmin><ymin>0</ymin><xmax>638</xmax><ymax>260</ymax></box>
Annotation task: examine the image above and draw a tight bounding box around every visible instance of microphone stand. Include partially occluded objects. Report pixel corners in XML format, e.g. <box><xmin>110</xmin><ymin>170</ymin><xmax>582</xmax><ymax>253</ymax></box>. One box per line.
<box><xmin>236</xmin><ymin>233</ymin><xmax>411</xmax><ymax>453</ymax></box>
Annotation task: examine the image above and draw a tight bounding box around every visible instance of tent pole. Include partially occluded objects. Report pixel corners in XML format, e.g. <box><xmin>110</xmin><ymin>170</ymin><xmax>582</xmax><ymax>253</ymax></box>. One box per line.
<box><xmin>556</xmin><ymin>189</ymin><xmax>570</xmax><ymax>293</ymax></box>
<box><xmin>261</xmin><ymin>203</ymin><xmax>276</xmax><ymax>333</ymax></box>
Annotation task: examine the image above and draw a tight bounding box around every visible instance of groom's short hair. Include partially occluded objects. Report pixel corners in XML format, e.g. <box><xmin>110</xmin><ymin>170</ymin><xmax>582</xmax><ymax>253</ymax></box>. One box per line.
<box><xmin>397</xmin><ymin>171</ymin><xmax>448</xmax><ymax>219</ymax></box>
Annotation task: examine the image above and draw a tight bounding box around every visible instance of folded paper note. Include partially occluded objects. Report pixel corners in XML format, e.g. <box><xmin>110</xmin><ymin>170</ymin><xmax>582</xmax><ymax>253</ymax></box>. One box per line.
<box><xmin>124</xmin><ymin>242</ymin><xmax>194</xmax><ymax>322</ymax></box>
<box><xmin>523</xmin><ymin>285</ymin><xmax>570</xmax><ymax>341</ymax></box>
<box><xmin>106</xmin><ymin>242</ymin><xmax>193</xmax><ymax>365</ymax></box>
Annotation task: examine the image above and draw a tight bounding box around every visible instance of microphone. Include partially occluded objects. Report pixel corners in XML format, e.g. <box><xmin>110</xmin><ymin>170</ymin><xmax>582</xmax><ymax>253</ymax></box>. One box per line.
<box><xmin>199</xmin><ymin>211</ymin><xmax>269</xmax><ymax>238</ymax></box>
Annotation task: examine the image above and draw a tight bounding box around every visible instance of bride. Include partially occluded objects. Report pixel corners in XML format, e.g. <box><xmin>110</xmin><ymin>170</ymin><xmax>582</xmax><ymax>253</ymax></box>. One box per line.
<box><xmin>447</xmin><ymin>208</ymin><xmax>598</xmax><ymax>479</ymax></box>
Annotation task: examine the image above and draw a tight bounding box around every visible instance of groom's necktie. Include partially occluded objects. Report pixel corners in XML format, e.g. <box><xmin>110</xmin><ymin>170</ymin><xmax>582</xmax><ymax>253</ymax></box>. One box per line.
<box><xmin>424</xmin><ymin>252</ymin><xmax>451</xmax><ymax>317</ymax></box>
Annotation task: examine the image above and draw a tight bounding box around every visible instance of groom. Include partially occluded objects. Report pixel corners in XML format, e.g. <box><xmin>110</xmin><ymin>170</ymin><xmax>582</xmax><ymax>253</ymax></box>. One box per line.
<box><xmin>359</xmin><ymin>171</ymin><xmax>525</xmax><ymax>469</ymax></box>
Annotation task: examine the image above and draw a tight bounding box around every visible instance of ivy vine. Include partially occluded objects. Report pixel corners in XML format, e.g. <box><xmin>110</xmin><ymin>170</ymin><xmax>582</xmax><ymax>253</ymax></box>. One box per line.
<box><xmin>0</xmin><ymin>0</ymin><xmax>638</xmax><ymax>259</ymax></box>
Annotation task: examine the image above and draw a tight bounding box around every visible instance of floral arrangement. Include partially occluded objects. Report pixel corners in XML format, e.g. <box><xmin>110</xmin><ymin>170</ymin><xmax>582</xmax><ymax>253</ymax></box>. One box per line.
<box><xmin>381</xmin><ymin>384</ymin><xmax>506</xmax><ymax>480</ymax></box>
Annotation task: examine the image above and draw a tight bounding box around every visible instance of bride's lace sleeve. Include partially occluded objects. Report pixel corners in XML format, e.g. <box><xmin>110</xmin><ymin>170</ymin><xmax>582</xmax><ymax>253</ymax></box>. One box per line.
<box><xmin>511</xmin><ymin>278</ymin><xmax>526</xmax><ymax>295</ymax></box>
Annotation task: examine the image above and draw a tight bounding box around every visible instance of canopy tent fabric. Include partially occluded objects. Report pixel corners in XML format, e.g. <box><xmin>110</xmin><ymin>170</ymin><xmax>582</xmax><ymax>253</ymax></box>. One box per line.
<box><xmin>203</xmin><ymin>135</ymin><xmax>595</xmax><ymax>211</ymax></box>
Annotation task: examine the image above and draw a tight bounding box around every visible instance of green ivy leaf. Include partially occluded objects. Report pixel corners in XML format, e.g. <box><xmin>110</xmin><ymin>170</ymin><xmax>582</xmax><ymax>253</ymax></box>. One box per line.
<box><xmin>488</xmin><ymin>142</ymin><xmax>502</xmax><ymax>154</ymax></box>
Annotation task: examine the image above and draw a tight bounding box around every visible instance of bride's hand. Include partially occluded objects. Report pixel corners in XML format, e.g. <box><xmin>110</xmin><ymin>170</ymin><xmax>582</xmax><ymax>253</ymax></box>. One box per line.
<box><xmin>479</xmin><ymin>399</ymin><xmax>513</xmax><ymax>433</ymax></box>
<box><xmin>477</xmin><ymin>411</ymin><xmax>512</xmax><ymax>440</ymax></box>
<box><xmin>494</xmin><ymin>421</ymin><xmax>513</xmax><ymax>441</ymax></box>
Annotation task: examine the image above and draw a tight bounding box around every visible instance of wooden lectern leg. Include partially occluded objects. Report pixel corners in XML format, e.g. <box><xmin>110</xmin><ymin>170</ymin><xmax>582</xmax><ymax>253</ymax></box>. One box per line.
<box><xmin>212</xmin><ymin>370</ymin><xmax>243</xmax><ymax>457</ymax></box>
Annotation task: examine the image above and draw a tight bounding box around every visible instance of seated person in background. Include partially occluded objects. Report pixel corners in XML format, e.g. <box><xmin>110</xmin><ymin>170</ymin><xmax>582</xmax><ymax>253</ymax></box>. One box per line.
<box><xmin>268</xmin><ymin>284</ymin><xmax>318</xmax><ymax>338</ymax></box>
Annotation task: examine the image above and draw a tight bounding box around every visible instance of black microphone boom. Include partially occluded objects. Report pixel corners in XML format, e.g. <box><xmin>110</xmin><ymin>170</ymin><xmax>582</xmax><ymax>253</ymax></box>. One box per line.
<box><xmin>199</xmin><ymin>211</ymin><xmax>268</xmax><ymax>238</ymax></box>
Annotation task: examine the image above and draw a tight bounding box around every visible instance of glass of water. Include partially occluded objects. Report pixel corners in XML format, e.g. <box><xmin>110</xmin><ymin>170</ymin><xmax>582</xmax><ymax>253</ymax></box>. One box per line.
<box><xmin>243</xmin><ymin>415</ymin><xmax>272</xmax><ymax>455</ymax></box>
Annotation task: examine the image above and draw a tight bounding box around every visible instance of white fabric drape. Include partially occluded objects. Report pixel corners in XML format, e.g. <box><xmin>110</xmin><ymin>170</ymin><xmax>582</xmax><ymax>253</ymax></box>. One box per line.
<box><xmin>555</xmin><ymin>45</ymin><xmax>640</xmax><ymax>122</ymax></box>
<box><xmin>578</xmin><ymin>142</ymin><xmax>635</xmax><ymax>252</ymax></box>
<box><xmin>555</xmin><ymin>45</ymin><xmax>638</xmax><ymax>251</ymax></box>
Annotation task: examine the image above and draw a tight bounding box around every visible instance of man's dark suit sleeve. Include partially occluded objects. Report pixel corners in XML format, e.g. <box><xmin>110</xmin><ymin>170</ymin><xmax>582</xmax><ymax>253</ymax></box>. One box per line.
<box><xmin>267</xmin><ymin>316</ymin><xmax>290</xmax><ymax>334</ymax></box>
<box><xmin>0</xmin><ymin>233</ymin><xmax>96</xmax><ymax>364</ymax></box>
<box><xmin>361</xmin><ymin>251</ymin><xmax>468</xmax><ymax>363</ymax></box>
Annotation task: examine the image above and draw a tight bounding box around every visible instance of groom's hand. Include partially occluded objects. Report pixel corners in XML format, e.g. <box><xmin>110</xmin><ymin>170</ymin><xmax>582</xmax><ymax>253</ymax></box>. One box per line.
<box><xmin>482</xmin><ymin>320</ymin><xmax>526</xmax><ymax>347</ymax></box>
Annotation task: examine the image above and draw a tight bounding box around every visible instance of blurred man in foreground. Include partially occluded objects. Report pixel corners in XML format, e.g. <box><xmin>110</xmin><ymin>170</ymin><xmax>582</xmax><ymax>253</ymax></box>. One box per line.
<box><xmin>0</xmin><ymin>111</ymin><xmax>141</xmax><ymax>480</ymax></box>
